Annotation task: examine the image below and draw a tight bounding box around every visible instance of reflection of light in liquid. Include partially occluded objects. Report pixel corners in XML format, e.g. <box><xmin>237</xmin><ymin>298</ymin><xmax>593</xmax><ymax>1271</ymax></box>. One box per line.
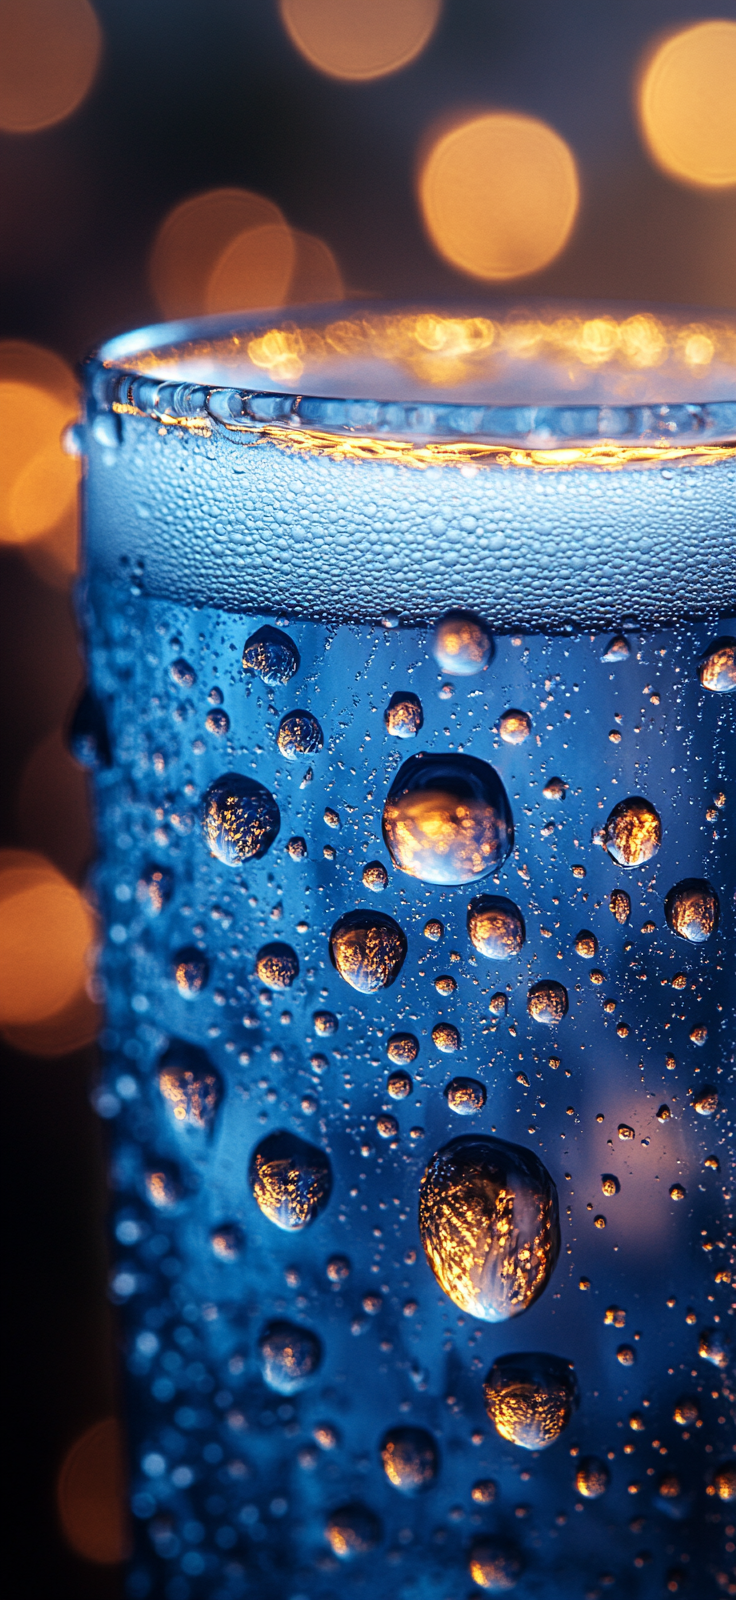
<box><xmin>56</xmin><ymin>1418</ymin><xmax>128</xmax><ymax>1564</ymax></box>
<box><xmin>637</xmin><ymin>21</ymin><xmax>736</xmax><ymax>190</ymax></box>
<box><xmin>0</xmin><ymin>0</ymin><xmax>102</xmax><ymax>134</ymax></box>
<box><xmin>418</xmin><ymin>113</ymin><xmax>579</xmax><ymax>280</ymax></box>
<box><xmin>279</xmin><ymin>0</ymin><xmax>442</xmax><ymax>81</ymax></box>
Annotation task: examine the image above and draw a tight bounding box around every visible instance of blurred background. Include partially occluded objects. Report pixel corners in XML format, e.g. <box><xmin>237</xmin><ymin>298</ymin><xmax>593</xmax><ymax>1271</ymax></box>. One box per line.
<box><xmin>1</xmin><ymin>2</ymin><xmax>735</xmax><ymax>1594</ymax></box>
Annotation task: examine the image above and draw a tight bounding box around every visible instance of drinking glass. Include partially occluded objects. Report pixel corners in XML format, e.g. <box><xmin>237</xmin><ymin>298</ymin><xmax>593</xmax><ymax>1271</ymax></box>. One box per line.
<box><xmin>77</xmin><ymin>303</ymin><xmax>736</xmax><ymax>1600</ymax></box>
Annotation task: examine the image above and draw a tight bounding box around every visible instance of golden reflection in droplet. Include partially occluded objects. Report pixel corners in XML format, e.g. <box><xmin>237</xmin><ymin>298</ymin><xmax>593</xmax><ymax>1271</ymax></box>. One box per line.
<box><xmin>56</xmin><ymin>1417</ymin><xmax>128</xmax><ymax>1564</ymax></box>
<box><xmin>484</xmin><ymin>1353</ymin><xmax>577</xmax><ymax>1450</ymax></box>
<box><xmin>249</xmin><ymin>1131</ymin><xmax>332</xmax><ymax>1231</ymax></box>
<box><xmin>0</xmin><ymin>849</ymin><xmax>96</xmax><ymax>1029</ymax></box>
<box><xmin>0</xmin><ymin>0</ymin><xmax>102</xmax><ymax>134</ymax></box>
<box><xmin>150</xmin><ymin>188</ymin><xmax>285</xmax><ymax>320</ymax></box>
<box><xmin>158</xmin><ymin>1065</ymin><xmax>220</xmax><ymax>1131</ymax></box>
<box><xmin>637</xmin><ymin>21</ymin><xmax>736</xmax><ymax>190</ymax></box>
<box><xmin>279</xmin><ymin>0</ymin><xmax>441</xmax><ymax>82</ymax></box>
<box><xmin>603</xmin><ymin>796</ymin><xmax>662</xmax><ymax>868</ymax></box>
<box><xmin>419</xmin><ymin>113</ymin><xmax>579</xmax><ymax>281</ymax></box>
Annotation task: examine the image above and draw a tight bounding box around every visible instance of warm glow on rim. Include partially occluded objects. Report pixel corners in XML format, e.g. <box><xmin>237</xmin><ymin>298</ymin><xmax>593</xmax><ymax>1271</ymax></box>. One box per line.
<box><xmin>0</xmin><ymin>0</ymin><xmax>102</xmax><ymax>133</ymax></box>
<box><xmin>637</xmin><ymin>20</ymin><xmax>736</xmax><ymax>190</ymax></box>
<box><xmin>150</xmin><ymin>189</ymin><xmax>286</xmax><ymax>320</ymax></box>
<box><xmin>57</xmin><ymin>1418</ymin><xmax>128</xmax><ymax>1564</ymax></box>
<box><xmin>419</xmin><ymin>114</ymin><xmax>580</xmax><ymax>280</ymax></box>
<box><xmin>279</xmin><ymin>0</ymin><xmax>442</xmax><ymax>81</ymax></box>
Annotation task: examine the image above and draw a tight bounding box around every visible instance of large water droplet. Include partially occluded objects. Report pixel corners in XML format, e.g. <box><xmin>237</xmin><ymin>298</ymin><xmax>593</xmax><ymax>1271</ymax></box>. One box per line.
<box><xmin>157</xmin><ymin>1041</ymin><xmax>222</xmax><ymax>1132</ymax></box>
<box><xmin>698</xmin><ymin>636</ymin><xmax>736</xmax><ymax>693</ymax></box>
<box><xmin>172</xmin><ymin>946</ymin><xmax>209</xmax><ymax>997</ymax></box>
<box><xmin>432</xmin><ymin>1022</ymin><xmax>460</xmax><ymax>1053</ymax></box>
<box><xmin>324</xmin><ymin>1503</ymin><xmax>380</xmax><ymax>1560</ymax></box>
<box><xmin>382</xmin><ymin>753</ymin><xmax>513</xmax><ymax>885</ymax></box>
<box><xmin>256</xmin><ymin>942</ymin><xmax>299</xmax><ymax>989</ymax></box>
<box><xmin>483</xmin><ymin>1352</ymin><xmax>578</xmax><ymax>1449</ymax></box>
<box><xmin>602</xmin><ymin>797</ymin><xmax>661</xmax><ymax>868</ymax></box>
<box><xmin>527</xmin><ymin>979</ymin><xmax>568</xmax><ymax>1025</ymax></box>
<box><xmin>249</xmin><ymin>1131</ymin><xmax>332</xmax><ymax>1230</ymax></box>
<box><xmin>418</xmin><ymin>1135</ymin><xmax>560</xmax><ymax>1321</ymax></box>
<box><xmin>67</xmin><ymin>686</ymin><xmax>111</xmax><ymax>769</ymax></box>
<box><xmin>432</xmin><ymin>611</ymin><xmax>493</xmax><ymax>675</ymax></box>
<box><xmin>468</xmin><ymin>1536</ymin><xmax>523</xmax><ymax>1592</ymax></box>
<box><xmin>387</xmin><ymin>1032</ymin><xmax>418</xmax><ymax>1064</ymax></box>
<box><xmin>445</xmin><ymin>1077</ymin><xmax>486</xmax><ymax>1115</ymax></box>
<box><xmin>277</xmin><ymin>710</ymin><xmax>323</xmax><ymax>759</ymax></box>
<box><xmin>468</xmin><ymin>895</ymin><xmax>525</xmax><ymax>959</ymax></box>
<box><xmin>242</xmin><ymin>625</ymin><xmax>299</xmax><ymax>686</ymax></box>
<box><xmin>664</xmin><ymin>879</ymin><xmax>720</xmax><ymax>943</ymax></box>
<box><xmin>576</xmin><ymin>1456</ymin><xmax>610</xmax><ymax>1498</ymax></box>
<box><xmin>329</xmin><ymin>911</ymin><xmax>407</xmax><ymax>993</ymax></box>
<box><xmin>258</xmin><ymin>1320</ymin><xmax>322</xmax><ymax>1394</ymax></box>
<box><xmin>136</xmin><ymin>864</ymin><xmax>173</xmax><ymax>917</ymax></box>
<box><xmin>202</xmin><ymin>772</ymin><xmax>280</xmax><ymax>864</ymax></box>
<box><xmin>380</xmin><ymin>1426</ymin><xmax>438</xmax><ymax>1493</ymax></box>
<box><xmin>384</xmin><ymin>691</ymin><xmax>424</xmax><ymax>738</ymax></box>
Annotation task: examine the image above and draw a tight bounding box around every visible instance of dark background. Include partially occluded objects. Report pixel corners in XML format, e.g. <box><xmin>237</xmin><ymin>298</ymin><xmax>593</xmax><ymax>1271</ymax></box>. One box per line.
<box><xmin>2</xmin><ymin>3</ymin><xmax>734</xmax><ymax>1595</ymax></box>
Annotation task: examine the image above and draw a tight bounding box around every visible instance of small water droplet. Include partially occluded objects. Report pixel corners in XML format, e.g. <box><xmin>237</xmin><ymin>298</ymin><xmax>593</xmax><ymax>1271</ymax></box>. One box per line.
<box><xmin>277</xmin><ymin>710</ymin><xmax>323</xmax><ymax>759</ymax></box>
<box><xmin>423</xmin><ymin>918</ymin><xmax>444</xmax><ymax>941</ymax></box>
<box><xmin>205</xmin><ymin>708</ymin><xmax>230</xmax><ymax>736</ymax></box>
<box><xmin>418</xmin><ymin>1135</ymin><xmax>560</xmax><ymax>1321</ymax></box>
<box><xmin>601</xmin><ymin>633</ymin><xmax>630</xmax><ymax>663</ymax></box>
<box><xmin>699</xmin><ymin>1327</ymin><xmax>730</xmax><ymax>1368</ymax></box>
<box><xmin>144</xmin><ymin>1163</ymin><xmax>183</xmax><ymax>1210</ymax></box>
<box><xmin>483</xmin><ymin>1352</ymin><xmax>578</xmax><ymax>1449</ymax></box>
<box><xmin>694</xmin><ymin>1086</ymin><xmax>718</xmax><ymax>1117</ymax></box>
<box><xmin>432</xmin><ymin>611</ymin><xmax>493</xmax><ymax>676</ymax></box>
<box><xmin>387</xmin><ymin>1069</ymin><xmax>413</xmax><ymax>1099</ymax></box>
<box><xmin>211</xmin><ymin>1223</ymin><xmax>244</xmax><ymax>1261</ymax></box>
<box><xmin>202</xmin><ymin>772</ymin><xmax>280</xmax><ymax>864</ymax></box>
<box><xmin>380</xmin><ymin>1426</ymin><xmax>438</xmax><ymax>1493</ymax></box>
<box><xmin>664</xmin><ymin>879</ymin><xmax>720</xmax><ymax>943</ymax></box>
<box><xmin>242</xmin><ymin>625</ymin><xmax>299</xmax><ymax>686</ymax></box>
<box><xmin>601</xmin><ymin>1174</ymin><xmax>620</xmax><ymax>1196</ymax></box>
<box><xmin>432</xmin><ymin>1023</ymin><xmax>460</xmax><ymax>1053</ymax></box>
<box><xmin>603</xmin><ymin>797</ymin><xmax>662</xmax><ymax>868</ymax></box>
<box><xmin>383</xmin><ymin>753</ymin><xmax>513</xmax><ymax>885</ymax></box>
<box><xmin>158</xmin><ymin>1042</ymin><xmax>221</xmax><ymax>1131</ymax></box>
<box><xmin>609</xmin><ymin>888</ymin><xmax>631</xmax><ymax>924</ymax></box>
<box><xmin>468</xmin><ymin>1536</ymin><xmax>523</xmax><ymax>1592</ymax></box>
<box><xmin>673</xmin><ymin>1396</ymin><xmax>699</xmax><ymax>1426</ymax></box>
<box><xmin>714</xmin><ymin>1462</ymin><xmax>736</xmax><ymax>1502</ymax></box>
<box><xmin>256</xmin><ymin>943</ymin><xmax>299</xmax><ymax>989</ymax></box>
<box><xmin>471</xmin><ymin>1479</ymin><xmax>497</xmax><ymax>1504</ymax></box>
<box><xmin>136</xmin><ymin>864</ymin><xmax>173</xmax><ymax>916</ymax></box>
<box><xmin>384</xmin><ymin>691</ymin><xmax>424</xmax><ymax>738</ymax></box>
<box><xmin>172</xmin><ymin>946</ymin><xmax>209</xmax><ymax>997</ymax></box>
<box><xmin>377</xmin><ymin>1114</ymin><xmax>399</xmax><ymax>1140</ymax></box>
<box><xmin>329</xmin><ymin>911</ymin><xmax>407</xmax><ymax>993</ymax></box>
<box><xmin>499</xmin><ymin>709</ymin><xmax>532</xmax><ymax>745</ymax></box>
<box><xmin>326</xmin><ymin>1254</ymin><xmax>350</xmax><ymax>1283</ymax></box>
<box><xmin>574</xmin><ymin>929</ymin><xmax>598</xmax><ymax>959</ymax></box>
<box><xmin>259</xmin><ymin>1320</ymin><xmax>321</xmax><ymax>1393</ymax></box>
<box><xmin>170</xmin><ymin>658</ymin><xmax>196</xmax><ymax>688</ymax></box>
<box><xmin>445</xmin><ymin>1077</ymin><xmax>486</xmax><ymax>1114</ymax></box>
<box><xmin>324</xmin><ymin>1503</ymin><xmax>381</xmax><ymax>1560</ymax></box>
<box><xmin>313</xmin><ymin>1009</ymin><xmax>338</xmax><ymax>1036</ymax></box>
<box><xmin>527</xmin><ymin>980</ymin><xmax>568</xmax><ymax>1025</ymax></box>
<box><xmin>468</xmin><ymin>895</ymin><xmax>525</xmax><ymax>959</ymax></box>
<box><xmin>362</xmin><ymin>861</ymin><xmax>388</xmax><ymax>892</ymax></box>
<box><xmin>286</xmin><ymin>835</ymin><xmax>307</xmax><ymax>860</ymax></box>
<box><xmin>697</xmin><ymin>636</ymin><xmax>736</xmax><ymax>693</ymax></box>
<box><xmin>249</xmin><ymin>1131</ymin><xmax>332</xmax><ymax>1230</ymax></box>
<box><xmin>488</xmin><ymin>992</ymin><xmax>508</xmax><ymax>1017</ymax></box>
<box><xmin>576</xmin><ymin>1456</ymin><xmax>610</xmax><ymax>1498</ymax></box>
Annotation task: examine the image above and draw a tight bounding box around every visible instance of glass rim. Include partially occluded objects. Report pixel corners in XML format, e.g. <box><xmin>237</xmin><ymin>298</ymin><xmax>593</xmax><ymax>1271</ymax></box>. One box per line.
<box><xmin>87</xmin><ymin>298</ymin><xmax>736</xmax><ymax>459</ymax></box>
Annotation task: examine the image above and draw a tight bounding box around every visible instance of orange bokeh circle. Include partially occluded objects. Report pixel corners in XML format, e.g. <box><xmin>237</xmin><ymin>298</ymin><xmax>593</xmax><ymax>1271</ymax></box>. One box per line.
<box><xmin>419</xmin><ymin>112</ymin><xmax>580</xmax><ymax>281</ymax></box>
<box><xmin>279</xmin><ymin>0</ymin><xmax>442</xmax><ymax>81</ymax></box>
<box><xmin>0</xmin><ymin>851</ymin><xmax>96</xmax><ymax>1026</ymax></box>
<box><xmin>637</xmin><ymin>19</ymin><xmax>736</xmax><ymax>190</ymax></box>
<box><xmin>0</xmin><ymin>0</ymin><xmax>102</xmax><ymax>134</ymax></box>
<box><xmin>150</xmin><ymin>188</ymin><xmax>286</xmax><ymax>320</ymax></box>
<box><xmin>57</xmin><ymin>1418</ymin><xmax>129</xmax><ymax>1565</ymax></box>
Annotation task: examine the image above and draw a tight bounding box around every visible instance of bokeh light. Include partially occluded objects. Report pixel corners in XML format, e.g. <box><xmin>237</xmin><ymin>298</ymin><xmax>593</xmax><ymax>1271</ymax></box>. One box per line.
<box><xmin>418</xmin><ymin>112</ymin><xmax>579</xmax><ymax>280</ymax></box>
<box><xmin>206</xmin><ymin>224</ymin><xmax>343</xmax><ymax>313</ymax></box>
<box><xmin>279</xmin><ymin>0</ymin><xmax>442</xmax><ymax>82</ymax></box>
<box><xmin>637</xmin><ymin>20</ymin><xmax>736</xmax><ymax>190</ymax></box>
<box><xmin>0</xmin><ymin>848</ymin><xmax>97</xmax><ymax>1039</ymax></box>
<box><xmin>0</xmin><ymin>0</ymin><xmax>102</xmax><ymax>134</ymax></box>
<box><xmin>149</xmin><ymin>188</ymin><xmax>286</xmax><ymax>320</ymax></box>
<box><xmin>57</xmin><ymin>1418</ymin><xmax>128</xmax><ymax>1564</ymax></box>
<box><xmin>0</xmin><ymin>342</ymin><xmax>80</xmax><ymax>581</ymax></box>
<box><xmin>16</xmin><ymin>729</ymin><xmax>93</xmax><ymax>882</ymax></box>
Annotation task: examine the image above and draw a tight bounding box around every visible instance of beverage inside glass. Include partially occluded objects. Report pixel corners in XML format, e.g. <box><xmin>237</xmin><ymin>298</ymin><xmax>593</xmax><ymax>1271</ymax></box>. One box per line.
<box><xmin>77</xmin><ymin>303</ymin><xmax>735</xmax><ymax>1600</ymax></box>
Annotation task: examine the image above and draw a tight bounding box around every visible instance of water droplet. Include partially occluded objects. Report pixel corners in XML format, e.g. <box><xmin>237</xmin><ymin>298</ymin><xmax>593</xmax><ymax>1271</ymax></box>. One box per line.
<box><xmin>602</xmin><ymin>797</ymin><xmax>662</xmax><ymax>868</ymax></box>
<box><xmin>424</xmin><ymin>918</ymin><xmax>444</xmax><ymax>941</ymax></box>
<box><xmin>468</xmin><ymin>1536</ymin><xmax>523</xmax><ymax>1592</ymax></box>
<box><xmin>172</xmin><ymin>946</ymin><xmax>209</xmax><ymax>997</ymax></box>
<box><xmin>669</xmin><ymin>1183</ymin><xmax>686</xmax><ymax>1201</ymax></box>
<box><xmin>249</xmin><ymin>1131</ymin><xmax>332</xmax><ymax>1231</ymax></box>
<box><xmin>211</xmin><ymin>1223</ymin><xmax>244</xmax><ymax>1261</ymax></box>
<box><xmin>158</xmin><ymin>1042</ymin><xmax>221</xmax><ymax>1131</ymax></box>
<box><xmin>170</xmin><ymin>658</ymin><xmax>196</xmax><ymax>687</ymax></box>
<box><xmin>699</xmin><ymin>1327</ymin><xmax>730</xmax><ymax>1368</ymax></box>
<box><xmin>499</xmin><ymin>709</ymin><xmax>532</xmax><ymax>745</ymax></box>
<box><xmin>673</xmin><ymin>1396</ymin><xmax>699</xmax><ymax>1426</ymax></box>
<box><xmin>468</xmin><ymin>895</ymin><xmax>525</xmax><ymax>959</ymax></box>
<box><xmin>377</xmin><ymin>1114</ymin><xmax>399</xmax><ymax>1140</ymax></box>
<box><xmin>471</xmin><ymin>1479</ymin><xmax>497</xmax><ymax>1504</ymax></box>
<box><xmin>202</xmin><ymin>772</ymin><xmax>280</xmax><ymax>864</ymax></box>
<box><xmin>136</xmin><ymin>864</ymin><xmax>173</xmax><ymax>917</ymax></box>
<box><xmin>488</xmin><ymin>991</ymin><xmax>508</xmax><ymax>1017</ymax></box>
<box><xmin>601</xmin><ymin>633</ymin><xmax>630</xmax><ymax>663</ymax></box>
<box><xmin>258</xmin><ymin>1320</ymin><xmax>321</xmax><ymax>1394</ymax></box>
<box><xmin>664</xmin><ymin>879</ymin><xmax>720</xmax><ymax>943</ymax></box>
<box><xmin>380</xmin><ymin>1426</ymin><xmax>438</xmax><ymax>1493</ymax></box>
<box><xmin>384</xmin><ymin>691</ymin><xmax>424</xmax><ymax>738</ymax></box>
<box><xmin>432</xmin><ymin>611</ymin><xmax>493</xmax><ymax>676</ymax></box>
<box><xmin>256</xmin><ymin>943</ymin><xmax>299</xmax><ymax>990</ymax></box>
<box><xmin>324</xmin><ymin>1503</ymin><xmax>381</xmax><ymax>1560</ymax></box>
<box><xmin>67</xmin><ymin>686</ymin><xmax>111</xmax><ymax>769</ymax></box>
<box><xmin>387</xmin><ymin>1070</ymin><xmax>413</xmax><ymax>1099</ymax></box>
<box><xmin>313</xmin><ymin>1009</ymin><xmax>337</xmax><ymax>1036</ymax></box>
<box><xmin>574</xmin><ymin>929</ymin><xmax>598</xmax><ymax>958</ymax></box>
<box><xmin>527</xmin><ymin>980</ymin><xmax>568</xmax><ymax>1025</ymax></box>
<box><xmin>382</xmin><ymin>753</ymin><xmax>513</xmax><ymax>885</ymax></box>
<box><xmin>277</xmin><ymin>710</ymin><xmax>323</xmax><ymax>759</ymax></box>
<box><xmin>698</xmin><ymin>637</ymin><xmax>736</xmax><ymax>693</ymax></box>
<box><xmin>434</xmin><ymin>973</ymin><xmax>457</xmax><ymax>995</ymax></box>
<box><xmin>542</xmin><ymin>776</ymin><xmax>566</xmax><ymax>801</ymax></box>
<box><xmin>205</xmin><ymin>708</ymin><xmax>229</xmax><ymax>736</ymax></box>
<box><xmin>445</xmin><ymin>1077</ymin><xmax>486</xmax><ymax>1114</ymax></box>
<box><xmin>144</xmin><ymin>1164</ymin><xmax>182</xmax><ymax>1210</ymax></box>
<box><xmin>483</xmin><ymin>1352</ymin><xmax>577</xmax><ymax>1449</ymax></box>
<box><xmin>286</xmin><ymin>835</ymin><xmax>307</xmax><ymax>860</ymax></box>
<box><xmin>329</xmin><ymin>911</ymin><xmax>407</xmax><ymax>993</ymax></box>
<box><xmin>432</xmin><ymin>1023</ymin><xmax>460</xmax><ymax>1053</ymax></box>
<box><xmin>418</xmin><ymin>1135</ymin><xmax>560</xmax><ymax>1321</ymax></box>
<box><xmin>576</xmin><ymin>1456</ymin><xmax>610</xmax><ymax>1498</ymax></box>
<box><xmin>714</xmin><ymin>1462</ymin><xmax>736</xmax><ymax>1502</ymax></box>
<box><xmin>326</xmin><ymin>1253</ymin><xmax>350</xmax><ymax>1283</ymax></box>
<box><xmin>362</xmin><ymin>861</ymin><xmax>388</xmax><ymax>892</ymax></box>
<box><xmin>609</xmin><ymin>889</ymin><xmax>631</xmax><ymax>924</ymax></box>
<box><xmin>616</xmin><ymin>1344</ymin><xmax>635</xmax><ymax>1366</ymax></box>
<box><xmin>694</xmin><ymin>1086</ymin><xmax>718</xmax><ymax>1117</ymax></box>
<box><xmin>242</xmin><ymin>625</ymin><xmax>299</xmax><ymax>686</ymax></box>
<box><xmin>601</xmin><ymin>1174</ymin><xmax>620</xmax><ymax>1196</ymax></box>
